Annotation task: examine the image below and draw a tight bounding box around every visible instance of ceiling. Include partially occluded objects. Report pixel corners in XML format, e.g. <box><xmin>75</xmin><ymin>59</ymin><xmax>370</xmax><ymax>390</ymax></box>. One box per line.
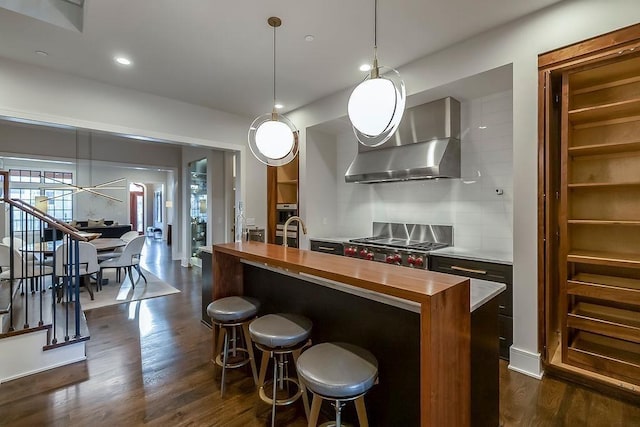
<box><xmin>0</xmin><ymin>0</ymin><xmax>563</xmax><ymax>119</ymax></box>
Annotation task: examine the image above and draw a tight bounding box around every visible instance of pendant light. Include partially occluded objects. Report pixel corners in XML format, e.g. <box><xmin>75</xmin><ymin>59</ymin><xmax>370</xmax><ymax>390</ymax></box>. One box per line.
<box><xmin>248</xmin><ymin>17</ymin><xmax>298</xmax><ymax>166</ymax></box>
<box><xmin>348</xmin><ymin>0</ymin><xmax>406</xmax><ymax>147</ymax></box>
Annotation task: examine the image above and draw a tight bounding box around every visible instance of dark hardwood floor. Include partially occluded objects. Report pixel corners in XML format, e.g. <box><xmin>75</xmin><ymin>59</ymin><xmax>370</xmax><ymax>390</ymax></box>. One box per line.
<box><xmin>0</xmin><ymin>239</ymin><xmax>638</xmax><ymax>426</ymax></box>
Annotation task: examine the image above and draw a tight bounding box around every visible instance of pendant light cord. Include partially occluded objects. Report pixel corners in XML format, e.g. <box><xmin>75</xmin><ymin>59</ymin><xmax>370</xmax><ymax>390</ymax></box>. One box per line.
<box><xmin>372</xmin><ymin>0</ymin><xmax>379</xmax><ymax>77</ymax></box>
<box><xmin>273</xmin><ymin>24</ymin><xmax>277</xmax><ymax>109</ymax></box>
<box><xmin>374</xmin><ymin>0</ymin><xmax>377</xmax><ymax>50</ymax></box>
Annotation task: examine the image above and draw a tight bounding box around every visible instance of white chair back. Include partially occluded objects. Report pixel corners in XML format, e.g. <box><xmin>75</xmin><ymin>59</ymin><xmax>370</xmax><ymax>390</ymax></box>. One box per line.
<box><xmin>54</xmin><ymin>241</ymin><xmax>99</xmax><ymax>276</ymax></box>
<box><xmin>121</xmin><ymin>235</ymin><xmax>146</xmax><ymax>264</ymax></box>
<box><xmin>120</xmin><ymin>231</ymin><xmax>139</xmax><ymax>243</ymax></box>
<box><xmin>0</xmin><ymin>243</ymin><xmax>50</xmax><ymax>279</ymax></box>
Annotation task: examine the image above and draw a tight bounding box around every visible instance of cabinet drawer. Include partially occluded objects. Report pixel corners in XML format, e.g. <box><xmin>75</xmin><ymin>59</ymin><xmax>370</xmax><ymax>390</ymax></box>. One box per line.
<box><xmin>430</xmin><ymin>255</ymin><xmax>513</xmax><ymax>315</ymax></box>
<box><xmin>499</xmin><ymin>314</ymin><xmax>513</xmax><ymax>360</ymax></box>
<box><xmin>310</xmin><ymin>240</ymin><xmax>344</xmax><ymax>256</ymax></box>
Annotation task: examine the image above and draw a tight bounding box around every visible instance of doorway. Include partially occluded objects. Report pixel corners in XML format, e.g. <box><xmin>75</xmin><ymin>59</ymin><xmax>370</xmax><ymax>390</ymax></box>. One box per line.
<box><xmin>129</xmin><ymin>182</ymin><xmax>145</xmax><ymax>233</ymax></box>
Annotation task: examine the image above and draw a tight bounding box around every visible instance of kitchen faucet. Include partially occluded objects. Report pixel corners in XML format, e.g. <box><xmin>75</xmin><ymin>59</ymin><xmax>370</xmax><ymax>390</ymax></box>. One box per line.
<box><xmin>282</xmin><ymin>215</ymin><xmax>307</xmax><ymax>247</ymax></box>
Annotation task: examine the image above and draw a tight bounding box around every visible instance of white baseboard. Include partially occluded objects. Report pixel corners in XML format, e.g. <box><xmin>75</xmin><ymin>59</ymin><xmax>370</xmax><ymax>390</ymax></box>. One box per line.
<box><xmin>508</xmin><ymin>345</ymin><xmax>544</xmax><ymax>379</ymax></box>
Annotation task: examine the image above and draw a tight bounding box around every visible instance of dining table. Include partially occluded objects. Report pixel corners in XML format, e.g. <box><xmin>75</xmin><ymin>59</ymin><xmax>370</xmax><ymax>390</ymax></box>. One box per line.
<box><xmin>23</xmin><ymin>238</ymin><xmax>126</xmax><ymax>256</ymax></box>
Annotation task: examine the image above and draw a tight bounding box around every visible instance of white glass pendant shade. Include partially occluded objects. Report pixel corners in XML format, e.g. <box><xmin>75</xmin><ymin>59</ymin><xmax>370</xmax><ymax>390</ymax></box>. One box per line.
<box><xmin>256</xmin><ymin>120</ymin><xmax>294</xmax><ymax>159</ymax></box>
<box><xmin>248</xmin><ymin>113</ymin><xmax>298</xmax><ymax>166</ymax></box>
<box><xmin>348</xmin><ymin>78</ymin><xmax>396</xmax><ymax>136</ymax></box>
<box><xmin>348</xmin><ymin>66</ymin><xmax>406</xmax><ymax>147</ymax></box>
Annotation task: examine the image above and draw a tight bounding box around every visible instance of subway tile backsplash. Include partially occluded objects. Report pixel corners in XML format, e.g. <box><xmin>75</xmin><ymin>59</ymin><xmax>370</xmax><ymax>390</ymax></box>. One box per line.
<box><xmin>335</xmin><ymin>90</ymin><xmax>513</xmax><ymax>255</ymax></box>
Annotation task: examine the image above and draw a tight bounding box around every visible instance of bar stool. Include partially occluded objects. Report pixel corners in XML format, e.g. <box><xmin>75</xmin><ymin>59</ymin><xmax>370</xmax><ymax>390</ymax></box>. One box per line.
<box><xmin>207</xmin><ymin>296</ymin><xmax>260</xmax><ymax>397</ymax></box>
<box><xmin>249</xmin><ymin>313</ymin><xmax>313</xmax><ymax>427</ymax></box>
<box><xmin>296</xmin><ymin>342</ymin><xmax>378</xmax><ymax>427</ymax></box>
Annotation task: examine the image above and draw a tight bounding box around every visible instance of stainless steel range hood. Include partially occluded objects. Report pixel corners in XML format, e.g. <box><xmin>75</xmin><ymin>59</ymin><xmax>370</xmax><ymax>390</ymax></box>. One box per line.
<box><xmin>345</xmin><ymin>97</ymin><xmax>461</xmax><ymax>183</ymax></box>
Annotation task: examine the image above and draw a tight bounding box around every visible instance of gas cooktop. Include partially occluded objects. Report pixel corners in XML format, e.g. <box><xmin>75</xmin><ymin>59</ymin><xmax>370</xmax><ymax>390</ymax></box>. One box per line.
<box><xmin>349</xmin><ymin>237</ymin><xmax>449</xmax><ymax>251</ymax></box>
<box><xmin>344</xmin><ymin>222</ymin><xmax>453</xmax><ymax>269</ymax></box>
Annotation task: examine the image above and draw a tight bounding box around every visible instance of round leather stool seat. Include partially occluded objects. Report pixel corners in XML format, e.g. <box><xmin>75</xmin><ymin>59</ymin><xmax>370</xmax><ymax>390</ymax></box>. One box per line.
<box><xmin>249</xmin><ymin>313</ymin><xmax>312</xmax><ymax>348</ymax></box>
<box><xmin>207</xmin><ymin>296</ymin><xmax>260</xmax><ymax>323</ymax></box>
<box><xmin>297</xmin><ymin>342</ymin><xmax>378</xmax><ymax>398</ymax></box>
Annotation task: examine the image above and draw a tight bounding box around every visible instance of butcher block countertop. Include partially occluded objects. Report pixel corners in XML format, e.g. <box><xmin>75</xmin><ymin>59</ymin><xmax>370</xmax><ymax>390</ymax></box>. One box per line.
<box><xmin>213</xmin><ymin>241</ymin><xmax>469</xmax><ymax>304</ymax></box>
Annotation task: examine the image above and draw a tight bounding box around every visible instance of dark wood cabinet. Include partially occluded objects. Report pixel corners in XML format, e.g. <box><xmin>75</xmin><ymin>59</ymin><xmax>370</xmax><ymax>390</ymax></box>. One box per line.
<box><xmin>430</xmin><ymin>255</ymin><xmax>513</xmax><ymax>360</ymax></box>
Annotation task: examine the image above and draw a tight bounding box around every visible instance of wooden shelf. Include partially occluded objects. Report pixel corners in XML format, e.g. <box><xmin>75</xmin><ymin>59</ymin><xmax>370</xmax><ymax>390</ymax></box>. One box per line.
<box><xmin>568</xmin><ymin>273</ymin><xmax>640</xmax><ymax>306</ymax></box>
<box><xmin>568</xmin><ymin>139</ymin><xmax>640</xmax><ymax>156</ymax></box>
<box><xmin>572</xmin><ymin>75</ymin><xmax>640</xmax><ymax>96</ymax></box>
<box><xmin>567</xmin><ymin>250</ymin><xmax>640</xmax><ymax>268</ymax></box>
<box><xmin>568</xmin><ymin>181</ymin><xmax>640</xmax><ymax>189</ymax></box>
<box><xmin>569</xmin><ymin>220</ymin><xmax>640</xmax><ymax>226</ymax></box>
<box><xmin>570</xmin><ymin>55</ymin><xmax>640</xmax><ymax>94</ymax></box>
<box><xmin>567</xmin><ymin>331</ymin><xmax>640</xmax><ymax>384</ymax></box>
<box><xmin>568</xmin><ymin>98</ymin><xmax>640</xmax><ymax>124</ymax></box>
<box><xmin>568</xmin><ymin>302</ymin><xmax>640</xmax><ymax>344</ymax></box>
<box><xmin>277</xmin><ymin>180</ymin><xmax>298</xmax><ymax>185</ymax></box>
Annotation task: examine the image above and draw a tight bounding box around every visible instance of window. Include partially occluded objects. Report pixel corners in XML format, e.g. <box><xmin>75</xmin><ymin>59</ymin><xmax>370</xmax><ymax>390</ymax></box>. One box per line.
<box><xmin>8</xmin><ymin>169</ymin><xmax>74</xmax><ymax>232</ymax></box>
<box><xmin>43</xmin><ymin>189</ymin><xmax>73</xmax><ymax>222</ymax></box>
<box><xmin>10</xmin><ymin>169</ymin><xmax>41</xmax><ymax>183</ymax></box>
<box><xmin>44</xmin><ymin>171</ymin><xmax>72</xmax><ymax>185</ymax></box>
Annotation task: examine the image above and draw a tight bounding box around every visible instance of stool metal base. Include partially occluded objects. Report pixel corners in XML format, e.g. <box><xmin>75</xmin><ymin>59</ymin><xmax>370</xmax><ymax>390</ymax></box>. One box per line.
<box><xmin>211</xmin><ymin>318</ymin><xmax>258</xmax><ymax>398</ymax></box>
<box><xmin>258</xmin><ymin>377</ymin><xmax>303</xmax><ymax>406</ymax></box>
<box><xmin>308</xmin><ymin>393</ymin><xmax>369</xmax><ymax>427</ymax></box>
<box><xmin>215</xmin><ymin>347</ymin><xmax>252</xmax><ymax>370</ymax></box>
<box><xmin>255</xmin><ymin>340</ymin><xmax>311</xmax><ymax>427</ymax></box>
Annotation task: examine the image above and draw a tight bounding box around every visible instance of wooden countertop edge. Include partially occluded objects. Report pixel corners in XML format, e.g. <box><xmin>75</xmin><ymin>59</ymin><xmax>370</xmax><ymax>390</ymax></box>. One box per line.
<box><xmin>213</xmin><ymin>242</ymin><xmax>470</xmax><ymax>304</ymax></box>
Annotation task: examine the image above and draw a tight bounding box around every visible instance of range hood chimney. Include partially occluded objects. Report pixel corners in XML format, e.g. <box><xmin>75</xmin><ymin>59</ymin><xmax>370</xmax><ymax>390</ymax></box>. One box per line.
<box><xmin>345</xmin><ymin>97</ymin><xmax>461</xmax><ymax>183</ymax></box>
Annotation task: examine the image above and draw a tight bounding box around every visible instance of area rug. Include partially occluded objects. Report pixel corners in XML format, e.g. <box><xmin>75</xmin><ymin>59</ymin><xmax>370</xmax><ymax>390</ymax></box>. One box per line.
<box><xmin>79</xmin><ymin>268</ymin><xmax>180</xmax><ymax>311</ymax></box>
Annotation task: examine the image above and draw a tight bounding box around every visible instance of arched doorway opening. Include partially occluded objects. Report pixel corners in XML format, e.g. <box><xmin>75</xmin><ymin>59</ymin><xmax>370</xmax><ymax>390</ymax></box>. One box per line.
<box><xmin>129</xmin><ymin>182</ymin><xmax>145</xmax><ymax>233</ymax></box>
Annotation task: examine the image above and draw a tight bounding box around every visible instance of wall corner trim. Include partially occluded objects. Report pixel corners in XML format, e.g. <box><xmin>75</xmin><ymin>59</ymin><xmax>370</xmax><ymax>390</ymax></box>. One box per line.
<box><xmin>508</xmin><ymin>346</ymin><xmax>544</xmax><ymax>380</ymax></box>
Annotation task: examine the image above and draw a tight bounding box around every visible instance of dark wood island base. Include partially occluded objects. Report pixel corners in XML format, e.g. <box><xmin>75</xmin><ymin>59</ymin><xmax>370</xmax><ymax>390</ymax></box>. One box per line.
<box><xmin>210</xmin><ymin>242</ymin><xmax>473</xmax><ymax>426</ymax></box>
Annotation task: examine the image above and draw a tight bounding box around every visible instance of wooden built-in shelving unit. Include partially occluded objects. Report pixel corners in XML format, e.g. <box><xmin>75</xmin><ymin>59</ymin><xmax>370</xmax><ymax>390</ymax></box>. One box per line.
<box><xmin>266</xmin><ymin>156</ymin><xmax>299</xmax><ymax>244</ymax></box>
<box><xmin>540</xmin><ymin>24</ymin><xmax>640</xmax><ymax>396</ymax></box>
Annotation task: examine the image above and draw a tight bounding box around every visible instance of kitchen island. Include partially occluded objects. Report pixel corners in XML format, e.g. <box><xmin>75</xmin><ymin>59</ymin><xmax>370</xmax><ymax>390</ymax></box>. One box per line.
<box><xmin>207</xmin><ymin>241</ymin><xmax>501</xmax><ymax>426</ymax></box>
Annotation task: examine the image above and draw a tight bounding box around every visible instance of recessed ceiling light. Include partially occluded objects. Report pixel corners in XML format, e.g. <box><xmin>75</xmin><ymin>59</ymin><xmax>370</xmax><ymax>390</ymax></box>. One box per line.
<box><xmin>35</xmin><ymin>50</ymin><xmax>48</xmax><ymax>56</ymax></box>
<box><xmin>479</xmin><ymin>125</ymin><xmax>488</xmax><ymax>130</ymax></box>
<box><xmin>115</xmin><ymin>56</ymin><xmax>132</xmax><ymax>66</ymax></box>
<box><xmin>304</xmin><ymin>35</ymin><xmax>315</xmax><ymax>42</ymax></box>
<box><xmin>359</xmin><ymin>64</ymin><xmax>371</xmax><ymax>72</ymax></box>
<box><xmin>274</xmin><ymin>103</ymin><xmax>284</xmax><ymax>109</ymax></box>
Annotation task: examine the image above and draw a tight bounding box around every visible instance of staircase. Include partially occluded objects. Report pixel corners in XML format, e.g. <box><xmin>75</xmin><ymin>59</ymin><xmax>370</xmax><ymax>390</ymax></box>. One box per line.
<box><xmin>0</xmin><ymin>172</ymin><xmax>90</xmax><ymax>383</ymax></box>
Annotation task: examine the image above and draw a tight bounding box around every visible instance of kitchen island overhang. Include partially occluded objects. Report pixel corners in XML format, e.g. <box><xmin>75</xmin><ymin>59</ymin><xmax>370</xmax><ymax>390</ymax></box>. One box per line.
<box><xmin>211</xmin><ymin>241</ymin><xmax>472</xmax><ymax>427</ymax></box>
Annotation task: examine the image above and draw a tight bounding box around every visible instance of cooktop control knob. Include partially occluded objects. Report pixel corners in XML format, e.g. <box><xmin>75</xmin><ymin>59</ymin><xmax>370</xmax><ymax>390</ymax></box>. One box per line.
<box><xmin>414</xmin><ymin>257</ymin><xmax>424</xmax><ymax>267</ymax></box>
<box><xmin>359</xmin><ymin>249</ymin><xmax>368</xmax><ymax>258</ymax></box>
<box><xmin>386</xmin><ymin>255</ymin><xmax>394</xmax><ymax>263</ymax></box>
<box><xmin>394</xmin><ymin>254</ymin><xmax>402</xmax><ymax>263</ymax></box>
<box><xmin>366</xmin><ymin>252</ymin><xmax>374</xmax><ymax>260</ymax></box>
<box><xmin>407</xmin><ymin>255</ymin><xmax>415</xmax><ymax>265</ymax></box>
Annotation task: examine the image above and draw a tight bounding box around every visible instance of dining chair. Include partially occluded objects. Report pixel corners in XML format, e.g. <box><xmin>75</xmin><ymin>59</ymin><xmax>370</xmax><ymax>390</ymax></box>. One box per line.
<box><xmin>0</xmin><ymin>243</ymin><xmax>54</xmax><ymax>292</ymax></box>
<box><xmin>120</xmin><ymin>230</ymin><xmax>139</xmax><ymax>243</ymax></box>
<box><xmin>99</xmin><ymin>235</ymin><xmax>147</xmax><ymax>289</ymax></box>
<box><xmin>54</xmin><ymin>241</ymin><xmax>100</xmax><ymax>301</ymax></box>
<box><xmin>2</xmin><ymin>236</ymin><xmax>38</xmax><ymax>261</ymax></box>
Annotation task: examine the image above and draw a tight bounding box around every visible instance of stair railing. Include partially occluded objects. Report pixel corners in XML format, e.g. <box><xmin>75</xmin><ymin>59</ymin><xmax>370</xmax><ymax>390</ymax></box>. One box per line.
<box><xmin>1</xmin><ymin>193</ymin><xmax>89</xmax><ymax>345</ymax></box>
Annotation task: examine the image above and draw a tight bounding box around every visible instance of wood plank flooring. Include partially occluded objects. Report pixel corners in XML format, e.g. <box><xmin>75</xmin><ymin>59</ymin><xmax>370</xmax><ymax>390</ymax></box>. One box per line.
<box><xmin>0</xmin><ymin>239</ymin><xmax>639</xmax><ymax>426</ymax></box>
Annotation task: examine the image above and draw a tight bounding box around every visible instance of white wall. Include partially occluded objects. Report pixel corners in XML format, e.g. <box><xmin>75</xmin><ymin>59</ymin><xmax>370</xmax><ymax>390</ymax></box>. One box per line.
<box><xmin>0</xmin><ymin>57</ymin><xmax>267</xmax><ymax>252</ymax></box>
<box><xmin>330</xmin><ymin>91</ymin><xmax>513</xmax><ymax>254</ymax></box>
<box><xmin>289</xmin><ymin>0</ymin><xmax>640</xmax><ymax>378</ymax></box>
<box><xmin>305</xmin><ymin>129</ymin><xmax>338</xmax><ymax>238</ymax></box>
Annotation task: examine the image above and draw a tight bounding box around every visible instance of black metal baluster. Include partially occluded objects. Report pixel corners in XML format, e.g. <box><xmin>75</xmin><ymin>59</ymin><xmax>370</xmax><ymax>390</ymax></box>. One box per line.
<box><xmin>64</xmin><ymin>240</ymin><xmax>70</xmax><ymax>342</ymax></box>
<box><xmin>73</xmin><ymin>239</ymin><xmax>80</xmax><ymax>338</ymax></box>
<box><xmin>51</xmin><ymin>234</ymin><xmax>57</xmax><ymax>345</ymax></box>
<box><xmin>8</xmin><ymin>205</ymin><xmax>15</xmax><ymax>332</ymax></box>
<box><xmin>38</xmin><ymin>218</ymin><xmax>44</xmax><ymax>327</ymax></box>
<box><xmin>23</xmin><ymin>210</ymin><xmax>29</xmax><ymax>329</ymax></box>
